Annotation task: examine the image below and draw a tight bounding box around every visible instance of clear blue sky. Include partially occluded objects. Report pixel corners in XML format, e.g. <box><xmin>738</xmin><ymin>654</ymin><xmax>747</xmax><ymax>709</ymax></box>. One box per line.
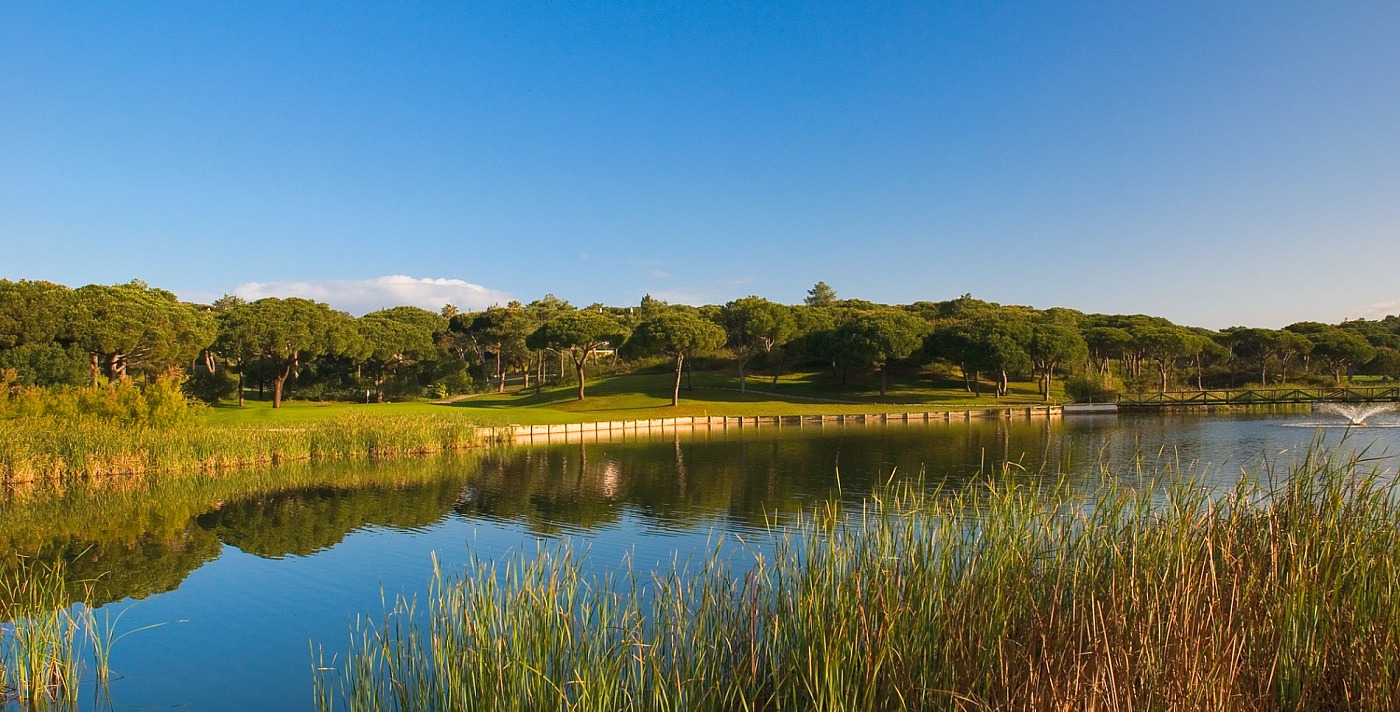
<box><xmin>4</xmin><ymin>2</ymin><xmax>1399</xmax><ymax>328</ymax></box>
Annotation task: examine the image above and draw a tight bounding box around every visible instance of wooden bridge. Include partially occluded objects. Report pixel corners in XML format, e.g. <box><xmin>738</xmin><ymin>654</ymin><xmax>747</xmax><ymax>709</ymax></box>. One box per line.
<box><xmin>1118</xmin><ymin>386</ymin><xmax>1400</xmax><ymax>408</ymax></box>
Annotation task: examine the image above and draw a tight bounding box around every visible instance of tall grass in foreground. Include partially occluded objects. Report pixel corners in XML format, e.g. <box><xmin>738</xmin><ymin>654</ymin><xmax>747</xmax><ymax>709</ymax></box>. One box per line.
<box><xmin>317</xmin><ymin>449</ymin><xmax>1400</xmax><ymax>711</ymax></box>
<box><xmin>0</xmin><ymin>560</ymin><xmax>162</xmax><ymax>711</ymax></box>
<box><xmin>0</xmin><ymin>560</ymin><xmax>81</xmax><ymax>710</ymax></box>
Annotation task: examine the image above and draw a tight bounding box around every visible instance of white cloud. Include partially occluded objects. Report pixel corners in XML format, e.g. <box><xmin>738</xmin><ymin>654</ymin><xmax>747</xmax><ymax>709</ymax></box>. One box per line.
<box><xmin>231</xmin><ymin>275</ymin><xmax>512</xmax><ymax>315</ymax></box>
<box><xmin>1347</xmin><ymin>301</ymin><xmax>1400</xmax><ymax>321</ymax></box>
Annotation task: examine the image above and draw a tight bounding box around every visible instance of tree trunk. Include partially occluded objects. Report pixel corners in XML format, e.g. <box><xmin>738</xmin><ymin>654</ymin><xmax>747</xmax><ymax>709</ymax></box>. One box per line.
<box><xmin>771</xmin><ymin>352</ymin><xmax>786</xmax><ymax>387</ymax></box>
<box><xmin>272</xmin><ymin>365</ymin><xmax>293</xmax><ymax>408</ymax></box>
<box><xmin>671</xmin><ymin>354</ymin><xmax>683</xmax><ymax>406</ymax></box>
<box><xmin>90</xmin><ymin>353</ymin><xmax>101</xmax><ymax>387</ymax></box>
<box><xmin>879</xmin><ymin>365</ymin><xmax>887</xmax><ymax>396</ymax></box>
<box><xmin>737</xmin><ymin>355</ymin><xmax>748</xmax><ymax>393</ymax></box>
<box><xmin>536</xmin><ymin>351</ymin><xmax>544</xmax><ymax>395</ymax></box>
<box><xmin>1043</xmin><ymin>371</ymin><xmax>1052</xmax><ymax>401</ymax></box>
<box><xmin>237</xmin><ymin>370</ymin><xmax>245</xmax><ymax>407</ymax></box>
<box><xmin>496</xmin><ymin>349</ymin><xmax>505</xmax><ymax>393</ymax></box>
<box><xmin>574</xmin><ymin>357</ymin><xmax>587</xmax><ymax>400</ymax></box>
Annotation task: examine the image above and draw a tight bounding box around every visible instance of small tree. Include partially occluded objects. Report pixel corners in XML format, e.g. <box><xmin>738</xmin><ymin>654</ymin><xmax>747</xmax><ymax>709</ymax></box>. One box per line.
<box><xmin>626</xmin><ymin>310</ymin><xmax>726</xmax><ymax>406</ymax></box>
<box><xmin>1027</xmin><ymin>323</ymin><xmax>1088</xmax><ymax>401</ymax></box>
<box><xmin>1136</xmin><ymin>326</ymin><xmax>1195</xmax><ymax>393</ymax></box>
<box><xmin>804</xmin><ymin>281</ymin><xmax>836</xmax><ymax>307</ymax></box>
<box><xmin>356</xmin><ymin>308</ymin><xmax>443</xmax><ymax>401</ymax></box>
<box><xmin>1310</xmin><ymin>328</ymin><xmax>1376</xmax><ymax>385</ymax></box>
<box><xmin>833</xmin><ymin>310</ymin><xmax>926</xmax><ymax>396</ymax></box>
<box><xmin>216</xmin><ymin>297</ymin><xmax>359</xmax><ymax>407</ymax></box>
<box><xmin>720</xmin><ymin>296</ymin><xmax>794</xmax><ymax>392</ymax></box>
<box><xmin>526</xmin><ymin>311</ymin><xmax>627</xmax><ymax>400</ymax></box>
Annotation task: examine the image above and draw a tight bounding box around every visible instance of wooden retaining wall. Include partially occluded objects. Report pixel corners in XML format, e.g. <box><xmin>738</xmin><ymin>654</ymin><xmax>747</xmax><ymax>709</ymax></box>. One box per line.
<box><xmin>485</xmin><ymin>406</ymin><xmax>1062</xmax><ymax>444</ymax></box>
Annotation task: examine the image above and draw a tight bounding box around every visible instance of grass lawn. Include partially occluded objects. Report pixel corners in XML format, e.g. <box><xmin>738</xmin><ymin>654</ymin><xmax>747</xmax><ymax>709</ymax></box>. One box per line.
<box><xmin>206</xmin><ymin>369</ymin><xmax>1061</xmax><ymax>428</ymax></box>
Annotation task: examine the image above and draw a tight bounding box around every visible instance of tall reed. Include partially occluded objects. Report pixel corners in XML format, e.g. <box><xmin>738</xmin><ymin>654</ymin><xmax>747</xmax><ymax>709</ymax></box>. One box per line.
<box><xmin>1</xmin><ymin>560</ymin><xmax>83</xmax><ymax>710</ymax></box>
<box><xmin>317</xmin><ymin>448</ymin><xmax>1400</xmax><ymax>711</ymax></box>
<box><xmin>1</xmin><ymin>559</ymin><xmax>178</xmax><ymax>711</ymax></box>
<box><xmin>0</xmin><ymin>414</ymin><xmax>500</xmax><ymax>485</ymax></box>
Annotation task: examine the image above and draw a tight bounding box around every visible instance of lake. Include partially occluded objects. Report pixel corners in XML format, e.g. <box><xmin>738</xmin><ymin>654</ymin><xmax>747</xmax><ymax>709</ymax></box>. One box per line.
<box><xmin>3</xmin><ymin>409</ymin><xmax>1398</xmax><ymax>710</ymax></box>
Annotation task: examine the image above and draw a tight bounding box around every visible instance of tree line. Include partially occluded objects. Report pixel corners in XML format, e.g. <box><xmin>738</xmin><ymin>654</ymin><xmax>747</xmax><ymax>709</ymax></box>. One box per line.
<box><xmin>3</xmin><ymin>278</ymin><xmax>1398</xmax><ymax>407</ymax></box>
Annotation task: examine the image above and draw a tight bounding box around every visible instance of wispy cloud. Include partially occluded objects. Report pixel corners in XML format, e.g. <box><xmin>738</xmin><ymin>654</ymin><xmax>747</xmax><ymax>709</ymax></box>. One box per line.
<box><xmin>649</xmin><ymin>275</ymin><xmax>764</xmax><ymax>305</ymax></box>
<box><xmin>231</xmin><ymin>275</ymin><xmax>512</xmax><ymax>315</ymax></box>
<box><xmin>1347</xmin><ymin>301</ymin><xmax>1400</xmax><ymax>321</ymax></box>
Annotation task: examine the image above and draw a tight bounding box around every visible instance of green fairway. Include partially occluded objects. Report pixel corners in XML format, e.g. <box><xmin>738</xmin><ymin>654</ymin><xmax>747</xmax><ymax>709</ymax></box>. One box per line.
<box><xmin>205</xmin><ymin>370</ymin><xmax>1060</xmax><ymax>428</ymax></box>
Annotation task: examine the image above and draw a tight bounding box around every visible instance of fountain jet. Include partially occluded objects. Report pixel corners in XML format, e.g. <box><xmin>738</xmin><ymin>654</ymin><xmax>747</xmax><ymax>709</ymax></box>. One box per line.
<box><xmin>1319</xmin><ymin>402</ymin><xmax>1398</xmax><ymax>426</ymax></box>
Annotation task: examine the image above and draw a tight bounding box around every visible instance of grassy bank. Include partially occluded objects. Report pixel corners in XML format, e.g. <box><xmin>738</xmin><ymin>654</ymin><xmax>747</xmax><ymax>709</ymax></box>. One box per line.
<box><xmin>0</xmin><ymin>414</ymin><xmax>496</xmax><ymax>484</ymax></box>
<box><xmin>215</xmin><ymin>371</ymin><xmax>1056</xmax><ymax>427</ymax></box>
<box><xmin>3</xmin><ymin>371</ymin><xmax>1056</xmax><ymax>484</ymax></box>
<box><xmin>316</xmin><ymin>450</ymin><xmax>1400</xmax><ymax>711</ymax></box>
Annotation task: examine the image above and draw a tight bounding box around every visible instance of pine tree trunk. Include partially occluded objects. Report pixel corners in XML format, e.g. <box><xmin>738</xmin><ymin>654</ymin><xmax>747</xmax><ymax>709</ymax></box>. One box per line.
<box><xmin>273</xmin><ymin>365</ymin><xmax>292</xmax><ymax>408</ymax></box>
<box><xmin>575</xmin><ymin>358</ymin><xmax>587</xmax><ymax>400</ymax></box>
<box><xmin>672</xmin><ymin>354</ymin><xmax>683</xmax><ymax>406</ymax></box>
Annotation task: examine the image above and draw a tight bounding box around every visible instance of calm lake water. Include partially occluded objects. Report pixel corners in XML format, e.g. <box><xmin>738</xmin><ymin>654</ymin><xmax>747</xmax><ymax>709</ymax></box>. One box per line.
<box><xmin>4</xmin><ymin>410</ymin><xmax>1400</xmax><ymax>710</ymax></box>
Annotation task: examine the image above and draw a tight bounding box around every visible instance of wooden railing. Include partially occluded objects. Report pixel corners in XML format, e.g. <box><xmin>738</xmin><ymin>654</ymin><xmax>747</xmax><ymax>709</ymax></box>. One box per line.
<box><xmin>1118</xmin><ymin>386</ymin><xmax>1400</xmax><ymax>407</ymax></box>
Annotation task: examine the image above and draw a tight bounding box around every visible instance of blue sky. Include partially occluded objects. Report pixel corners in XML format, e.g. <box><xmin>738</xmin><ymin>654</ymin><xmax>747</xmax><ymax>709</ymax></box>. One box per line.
<box><xmin>4</xmin><ymin>2</ymin><xmax>1399</xmax><ymax>328</ymax></box>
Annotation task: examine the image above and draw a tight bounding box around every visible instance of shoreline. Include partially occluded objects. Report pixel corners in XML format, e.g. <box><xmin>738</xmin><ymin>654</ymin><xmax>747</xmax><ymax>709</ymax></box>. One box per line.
<box><xmin>494</xmin><ymin>405</ymin><xmax>1063</xmax><ymax>444</ymax></box>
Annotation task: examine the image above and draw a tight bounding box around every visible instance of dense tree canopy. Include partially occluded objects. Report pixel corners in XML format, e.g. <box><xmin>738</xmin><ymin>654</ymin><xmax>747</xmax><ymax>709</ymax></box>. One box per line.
<box><xmin>356</xmin><ymin>307</ymin><xmax>444</xmax><ymax>402</ymax></box>
<box><xmin>6</xmin><ymin>277</ymin><xmax>1400</xmax><ymax>407</ymax></box>
<box><xmin>832</xmin><ymin>309</ymin><xmax>927</xmax><ymax>396</ymax></box>
<box><xmin>215</xmin><ymin>297</ymin><xmax>358</xmax><ymax>407</ymax></box>
<box><xmin>72</xmin><ymin>281</ymin><xmax>216</xmax><ymax>386</ymax></box>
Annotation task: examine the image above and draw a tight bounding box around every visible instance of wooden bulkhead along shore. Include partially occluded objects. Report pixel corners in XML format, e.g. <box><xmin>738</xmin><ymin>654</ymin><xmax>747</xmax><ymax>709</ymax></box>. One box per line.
<box><xmin>489</xmin><ymin>406</ymin><xmax>1064</xmax><ymax>444</ymax></box>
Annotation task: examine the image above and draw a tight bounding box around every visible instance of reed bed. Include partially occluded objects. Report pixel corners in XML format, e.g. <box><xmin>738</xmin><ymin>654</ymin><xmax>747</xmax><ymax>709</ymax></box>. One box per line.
<box><xmin>317</xmin><ymin>449</ymin><xmax>1400</xmax><ymax>711</ymax></box>
<box><xmin>1</xmin><ymin>560</ymin><xmax>169</xmax><ymax>711</ymax></box>
<box><xmin>1</xmin><ymin>561</ymin><xmax>91</xmax><ymax>711</ymax></box>
<box><xmin>0</xmin><ymin>414</ymin><xmax>500</xmax><ymax>485</ymax></box>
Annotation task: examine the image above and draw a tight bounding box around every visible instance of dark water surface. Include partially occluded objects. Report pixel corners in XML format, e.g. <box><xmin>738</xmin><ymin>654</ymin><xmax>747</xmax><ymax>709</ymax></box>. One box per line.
<box><xmin>3</xmin><ymin>411</ymin><xmax>1398</xmax><ymax>710</ymax></box>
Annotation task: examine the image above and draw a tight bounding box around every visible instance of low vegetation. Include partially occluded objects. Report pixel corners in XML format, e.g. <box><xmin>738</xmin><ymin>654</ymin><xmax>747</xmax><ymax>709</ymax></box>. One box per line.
<box><xmin>0</xmin><ymin>372</ymin><xmax>496</xmax><ymax>484</ymax></box>
<box><xmin>316</xmin><ymin>449</ymin><xmax>1400</xmax><ymax>711</ymax></box>
<box><xmin>0</xmin><ymin>559</ymin><xmax>143</xmax><ymax>711</ymax></box>
<box><xmin>1</xmin><ymin>366</ymin><xmax>1054</xmax><ymax>483</ymax></box>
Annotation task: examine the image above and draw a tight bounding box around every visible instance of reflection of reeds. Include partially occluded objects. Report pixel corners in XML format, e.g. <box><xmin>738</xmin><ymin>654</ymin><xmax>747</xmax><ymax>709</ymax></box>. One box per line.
<box><xmin>0</xmin><ymin>414</ymin><xmax>498</xmax><ymax>484</ymax></box>
<box><xmin>318</xmin><ymin>449</ymin><xmax>1400</xmax><ymax>711</ymax></box>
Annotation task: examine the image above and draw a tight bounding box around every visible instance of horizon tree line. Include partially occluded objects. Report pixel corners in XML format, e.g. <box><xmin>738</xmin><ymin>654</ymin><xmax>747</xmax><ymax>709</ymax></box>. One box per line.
<box><xmin>2</xmin><ymin>278</ymin><xmax>1398</xmax><ymax>408</ymax></box>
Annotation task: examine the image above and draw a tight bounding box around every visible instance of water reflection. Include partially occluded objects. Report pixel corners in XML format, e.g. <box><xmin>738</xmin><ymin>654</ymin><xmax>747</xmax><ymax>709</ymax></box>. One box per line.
<box><xmin>3</xmin><ymin>413</ymin><xmax>1397</xmax><ymax>611</ymax></box>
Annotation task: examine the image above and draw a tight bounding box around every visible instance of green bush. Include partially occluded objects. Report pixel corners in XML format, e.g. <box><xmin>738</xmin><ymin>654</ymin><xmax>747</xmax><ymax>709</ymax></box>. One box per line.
<box><xmin>1</xmin><ymin>368</ymin><xmax>204</xmax><ymax>428</ymax></box>
<box><xmin>1065</xmin><ymin>372</ymin><xmax>1120</xmax><ymax>402</ymax></box>
<box><xmin>185</xmin><ymin>367</ymin><xmax>239</xmax><ymax>403</ymax></box>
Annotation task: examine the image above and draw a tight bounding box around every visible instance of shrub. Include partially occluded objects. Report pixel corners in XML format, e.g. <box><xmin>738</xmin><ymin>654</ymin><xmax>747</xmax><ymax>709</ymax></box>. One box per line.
<box><xmin>1065</xmin><ymin>372</ymin><xmax>1120</xmax><ymax>402</ymax></box>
